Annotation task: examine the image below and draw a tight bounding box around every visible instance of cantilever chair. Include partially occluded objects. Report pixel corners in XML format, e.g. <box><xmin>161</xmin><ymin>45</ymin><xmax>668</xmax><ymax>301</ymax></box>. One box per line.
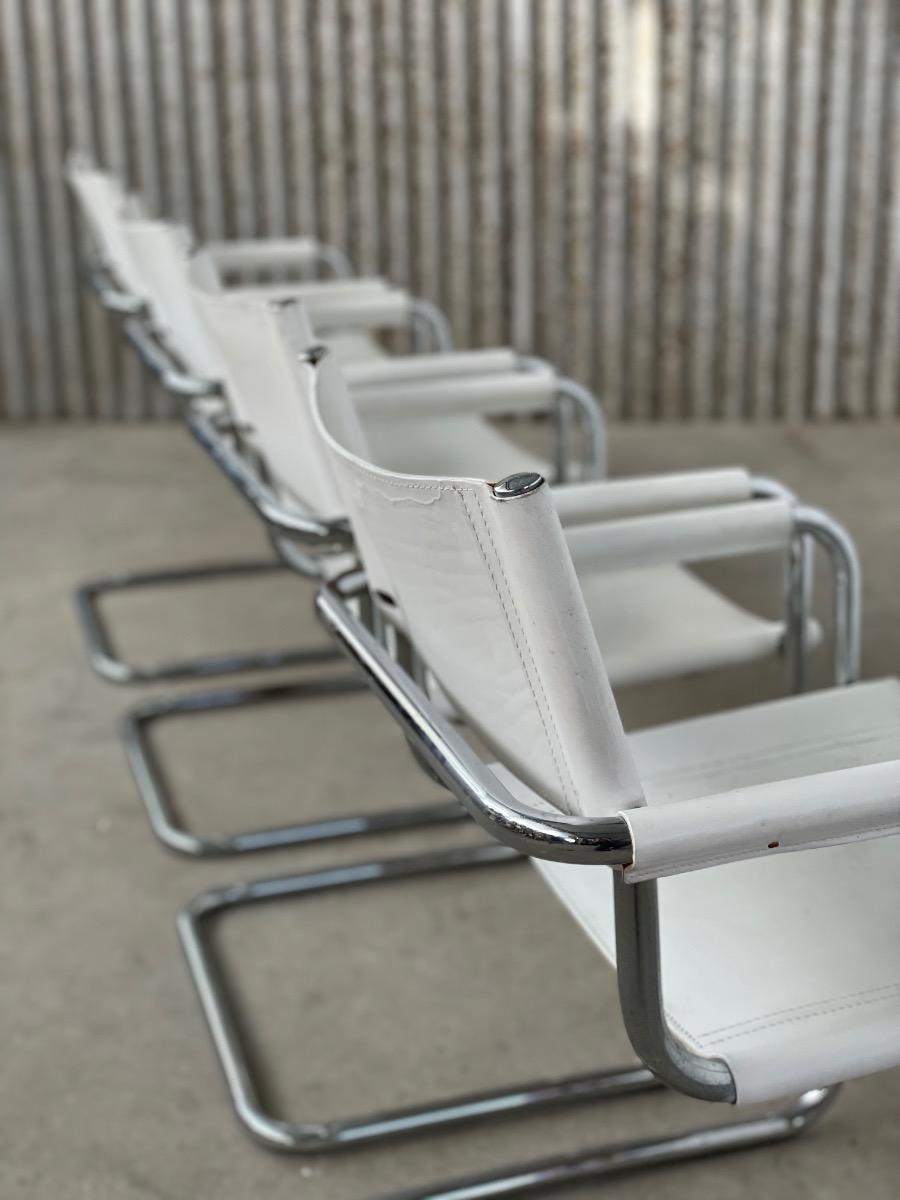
<box><xmin>67</xmin><ymin>159</ymin><xmax>596</xmax><ymax>688</ymax></box>
<box><xmin>118</xmin><ymin>278</ymin><xmax>607</xmax><ymax>857</ymax></box>
<box><xmin>125</xmin><ymin>304</ymin><xmax>835</xmax><ymax>862</ymax></box>
<box><xmin>175</xmin><ymin>350</ymin><xmax>892</xmax><ymax>1197</ymax></box>
<box><xmin>66</xmin><ymin>162</ymin><xmax>455</xmax><ymax>688</ymax></box>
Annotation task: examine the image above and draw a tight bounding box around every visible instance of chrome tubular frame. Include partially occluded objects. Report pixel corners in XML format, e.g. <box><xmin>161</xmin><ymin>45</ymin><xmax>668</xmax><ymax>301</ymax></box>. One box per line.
<box><xmin>75</xmin><ymin>558</ymin><xmax>341</xmax><ymax>686</ymax></box>
<box><xmin>117</xmin><ymin>408</ymin><xmax>473</xmax><ymax>856</ymax></box>
<box><xmin>122</xmin><ymin>675</ymin><xmax>467</xmax><ymax>857</ymax></box>
<box><xmin>78</xmin><ymin>265</ymin><xmax>336</xmax><ymax>686</ymax></box>
<box><xmin>520</xmin><ymin>356</ymin><xmax>607</xmax><ymax>482</ymax></box>
<box><xmin>174</xmin><ymin>564</ymin><xmax>838</xmax><ymax>1193</ymax></box>
<box><xmin>752</xmin><ymin>475</ymin><xmax>814</xmax><ymax>694</ymax></box>
<box><xmin>122</xmin><ymin>316</ymin><xmax>220</xmax><ymax>398</ymax></box>
<box><xmin>409</xmin><ymin>297</ymin><xmax>454</xmax><ymax>353</ymax></box>
<box><xmin>794</xmin><ymin>504</ymin><xmax>862</xmax><ymax>686</ymax></box>
<box><xmin>84</xmin><ymin>260</ymin><xmax>144</xmax><ymax>315</ymax></box>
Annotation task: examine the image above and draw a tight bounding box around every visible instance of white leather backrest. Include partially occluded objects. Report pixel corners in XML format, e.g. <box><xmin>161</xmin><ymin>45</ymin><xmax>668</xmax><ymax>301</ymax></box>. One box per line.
<box><xmin>65</xmin><ymin>160</ymin><xmax>147</xmax><ymax>298</ymax></box>
<box><xmin>190</xmin><ymin>284</ymin><xmax>361</xmax><ymax>518</ymax></box>
<box><xmin>118</xmin><ymin>221</ymin><xmax>223</xmax><ymax>379</ymax></box>
<box><xmin>310</xmin><ymin>359</ymin><xmax>645</xmax><ymax>818</ymax></box>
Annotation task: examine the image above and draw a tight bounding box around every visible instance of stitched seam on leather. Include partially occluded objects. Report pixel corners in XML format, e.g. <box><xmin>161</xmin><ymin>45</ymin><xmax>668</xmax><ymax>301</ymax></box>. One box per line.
<box><xmin>459</xmin><ymin>489</ymin><xmax>576</xmax><ymax>811</ymax></box>
<box><xmin>630</xmin><ymin>820</ymin><xmax>900</xmax><ymax>877</ymax></box>
<box><xmin>472</xmin><ymin>490</ymin><xmax>581</xmax><ymax>809</ymax></box>
<box><xmin>639</xmin><ymin>724</ymin><xmax>900</xmax><ymax>791</ymax></box>
<box><xmin>697</xmin><ymin>980</ymin><xmax>900</xmax><ymax>1040</ymax></box>
<box><xmin>703</xmin><ymin>987</ymin><xmax>900</xmax><ymax>1046</ymax></box>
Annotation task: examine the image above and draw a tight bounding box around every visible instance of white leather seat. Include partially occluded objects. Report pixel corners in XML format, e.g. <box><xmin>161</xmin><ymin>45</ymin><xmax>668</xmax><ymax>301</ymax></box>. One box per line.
<box><xmin>311</xmin><ymin>344</ymin><xmax>895</xmax><ymax>1112</ymax></box>
<box><xmin>530</xmin><ymin>677</ymin><xmax>900</xmax><ymax>1103</ymax></box>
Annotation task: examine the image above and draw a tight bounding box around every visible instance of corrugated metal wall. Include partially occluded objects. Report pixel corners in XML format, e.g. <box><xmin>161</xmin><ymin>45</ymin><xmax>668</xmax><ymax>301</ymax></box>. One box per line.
<box><xmin>0</xmin><ymin>0</ymin><xmax>897</xmax><ymax>421</ymax></box>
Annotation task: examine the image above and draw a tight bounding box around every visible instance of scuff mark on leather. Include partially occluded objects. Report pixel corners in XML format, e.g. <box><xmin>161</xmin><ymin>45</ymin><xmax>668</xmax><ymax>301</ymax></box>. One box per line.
<box><xmin>381</xmin><ymin>492</ymin><xmax>442</xmax><ymax>506</ymax></box>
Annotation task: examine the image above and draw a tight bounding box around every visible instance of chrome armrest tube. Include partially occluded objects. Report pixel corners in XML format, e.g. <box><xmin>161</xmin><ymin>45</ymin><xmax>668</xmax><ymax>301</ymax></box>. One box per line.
<box><xmin>408</xmin><ymin>297</ymin><xmax>454</xmax><ymax>353</ymax></box>
<box><xmin>794</xmin><ymin>504</ymin><xmax>861</xmax><ymax>686</ymax></box>
<box><xmin>316</xmin><ymin>579</ymin><xmax>631</xmax><ymax>866</ymax></box>
<box><xmin>520</xmin><ymin>357</ymin><xmax>607</xmax><ymax>482</ymax></box>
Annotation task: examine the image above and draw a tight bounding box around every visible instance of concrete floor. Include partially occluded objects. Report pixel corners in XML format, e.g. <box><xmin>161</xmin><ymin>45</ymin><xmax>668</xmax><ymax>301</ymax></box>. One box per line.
<box><xmin>2</xmin><ymin>421</ymin><xmax>900</xmax><ymax>1199</ymax></box>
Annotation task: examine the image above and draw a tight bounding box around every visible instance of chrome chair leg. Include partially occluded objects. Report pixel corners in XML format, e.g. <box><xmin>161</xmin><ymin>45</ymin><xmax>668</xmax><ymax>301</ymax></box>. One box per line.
<box><xmin>374</xmin><ymin>1086</ymin><xmax>839</xmax><ymax>1200</ymax></box>
<box><xmin>124</xmin><ymin>677</ymin><xmax>468</xmax><ymax>856</ymax></box>
<box><xmin>178</xmin><ymin>846</ymin><xmax>839</xmax><ymax>1196</ymax></box>
<box><xmin>75</xmin><ymin>558</ymin><xmax>340</xmax><ymax>685</ymax></box>
<box><xmin>177</xmin><ymin>844</ymin><xmax>660</xmax><ymax>1151</ymax></box>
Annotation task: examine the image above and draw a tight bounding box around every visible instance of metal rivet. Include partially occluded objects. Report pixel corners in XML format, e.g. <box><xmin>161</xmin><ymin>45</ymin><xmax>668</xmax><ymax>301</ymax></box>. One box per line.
<box><xmin>297</xmin><ymin>344</ymin><xmax>329</xmax><ymax>366</ymax></box>
<box><xmin>490</xmin><ymin>472</ymin><xmax>546</xmax><ymax>501</ymax></box>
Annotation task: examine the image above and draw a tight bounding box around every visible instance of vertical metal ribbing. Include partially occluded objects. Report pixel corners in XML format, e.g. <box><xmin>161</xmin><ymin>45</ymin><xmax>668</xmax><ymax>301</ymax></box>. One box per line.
<box><xmin>439</xmin><ymin>0</ymin><xmax>473</xmax><ymax>346</ymax></box>
<box><xmin>471</xmin><ymin>0</ymin><xmax>504</xmax><ymax>349</ymax></box>
<box><xmin>90</xmin><ymin>0</ymin><xmax>146</xmax><ymax>419</ymax></box>
<box><xmin>624</xmin><ymin>0</ymin><xmax>660</xmax><ymax>421</ymax></box>
<box><xmin>652</xmin><ymin>0</ymin><xmax>692</xmax><ymax>420</ymax></box>
<box><xmin>1</xmin><ymin>0</ymin><xmax>58</xmax><ymax>418</ymax></box>
<box><xmin>251</xmin><ymin>0</ymin><xmax>288</xmax><ymax>241</ymax></box>
<box><xmin>534</xmin><ymin>0</ymin><xmax>566</xmax><ymax>369</ymax></box>
<box><xmin>715</xmin><ymin>2</ymin><xmax>758</xmax><ymax>422</ymax></box>
<box><xmin>311</xmin><ymin>0</ymin><xmax>348</xmax><ymax>258</ymax></box>
<box><xmin>566</xmin><ymin>0</ymin><xmax>597</xmax><ymax>390</ymax></box>
<box><xmin>280</xmin><ymin>0</ymin><xmax>317</xmax><ymax>240</ymax></box>
<box><xmin>0</xmin><ymin>5</ymin><xmax>26</xmax><ymax>419</ymax></box>
<box><xmin>505</xmin><ymin>0</ymin><xmax>535</xmax><ymax>351</ymax></box>
<box><xmin>684</xmin><ymin>0</ymin><xmax>726</xmax><ymax>422</ymax></box>
<box><xmin>869</xmin><ymin>8</ymin><xmax>899</xmax><ymax>419</ymax></box>
<box><xmin>748</xmin><ymin>0</ymin><xmax>790</xmax><ymax>421</ymax></box>
<box><xmin>405</xmin><ymin>0</ymin><xmax>441</xmax><ymax>311</ymax></box>
<box><xmin>184</xmin><ymin>0</ymin><xmax>224</xmax><ymax>241</ymax></box>
<box><xmin>809</xmin><ymin>0</ymin><xmax>857</xmax><ymax>420</ymax></box>
<box><xmin>54</xmin><ymin>0</ymin><xmax>113</xmax><ymax>420</ymax></box>
<box><xmin>841</xmin><ymin>0</ymin><xmax>892</xmax><ymax>420</ymax></box>
<box><xmin>0</xmin><ymin>1</ymin><xmax>896</xmax><ymax>422</ymax></box>
<box><xmin>344</xmin><ymin>0</ymin><xmax>380</xmax><ymax>275</ymax></box>
<box><xmin>778</xmin><ymin>0</ymin><xmax>824</xmax><ymax>423</ymax></box>
<box><xmin>595</xmin><ymin>0</ymin><xmax>629</xmax><ymax>420</ymax></box>
<box><xmin>378</xmin><ymin>0</ymin><xmax>410</xmax><ymax>284</ymax></box>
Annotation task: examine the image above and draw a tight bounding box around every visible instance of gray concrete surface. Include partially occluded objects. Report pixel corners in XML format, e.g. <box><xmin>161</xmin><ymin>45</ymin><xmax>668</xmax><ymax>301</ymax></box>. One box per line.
<box><xmin>2</xmin><ymin>421</ymin><xmax>899</xmax><ymax>1199</ymax></box>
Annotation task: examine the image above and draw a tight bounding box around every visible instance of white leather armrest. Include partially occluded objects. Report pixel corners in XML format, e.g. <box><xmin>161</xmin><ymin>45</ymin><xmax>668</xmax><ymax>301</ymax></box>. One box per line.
<box><xmin>223</xmin><ymin>279</ymin><xmax>412</xmax><ymax>330</ymax></box>
<box><xmin>622</xmin><ymin>759</ymin><xmax>900</xmax><ymax>881</ymax></box>
<box><xmin>564</xmin><ymin>497</ymin><xmax>793</xmax><ymax>574</ymax></box>
<box><xmin>343</xmin><ymin>348</ymin><xmax>528</xmax><ymax>386</ymax></box>
<box><xmin>205</xmin><ymin>236</ymin><xmax>329</xmax><ymax>273</ymax></box>
<box><xmin>552</xmin><ymin>468</ymin><xmax>752</xmax><ymax>526</ymax></box>
<box><xmin>222</xmin><ymin>277</ymin><xmax>392</xmax><ymax>302</ymax></box>
<box><xmin>353</xmin><ymin>371</ymin><xmax>558</xmax><ymax>418</ymax></box>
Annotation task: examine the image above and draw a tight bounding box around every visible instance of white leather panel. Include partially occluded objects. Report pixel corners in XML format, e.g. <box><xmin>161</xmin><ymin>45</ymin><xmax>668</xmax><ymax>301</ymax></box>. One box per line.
<box><xmin>579</xmin><ymin>563</ymin><xmax>803</xmax><ymax>688</ymax></box>
<box><xmin>192</xmin><ymin>293</ymin><xmax>357</xmax><ymax>516</ymax></box>
<box><xmin>564</xmin><ymin>499</ymin><xmax>793</xmax><ymax>574</ymax></box>
<box><xmin>120</xmin><ymin>221</ymin><xmax>224</xmax><ymax>378</ymax></box>
<box><xmin>66</xmin><ymin>165</ymin><xmax>148</xmax><ymax>298</ymax></box>
<box><xmin>366</xmin><ymin>413</ymin><xmax>550</xmax><ymax>481</ymax></box>
<box><xmin>552</xmin><ymin>469</ymin><xmax>752</xmax><ymax>525</ymax></box>
<box><xmin>531</xmin><ymin>679</ymin><xmax>900</xmax><ymax>1103</ymax></box>
<box><xmin>354</xmin><ymin>372</ymin><xmax>558</xmax><ymax>419</ymax></box>
<box><xmin>344</xmin><ymin>349</ymin><xmax>524</xmax><ymax>385</ymax></box>
<box><xmin>312</xmin><ymin>362</ymin><xmax>644</xmax><ymax>817</ymax></box>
